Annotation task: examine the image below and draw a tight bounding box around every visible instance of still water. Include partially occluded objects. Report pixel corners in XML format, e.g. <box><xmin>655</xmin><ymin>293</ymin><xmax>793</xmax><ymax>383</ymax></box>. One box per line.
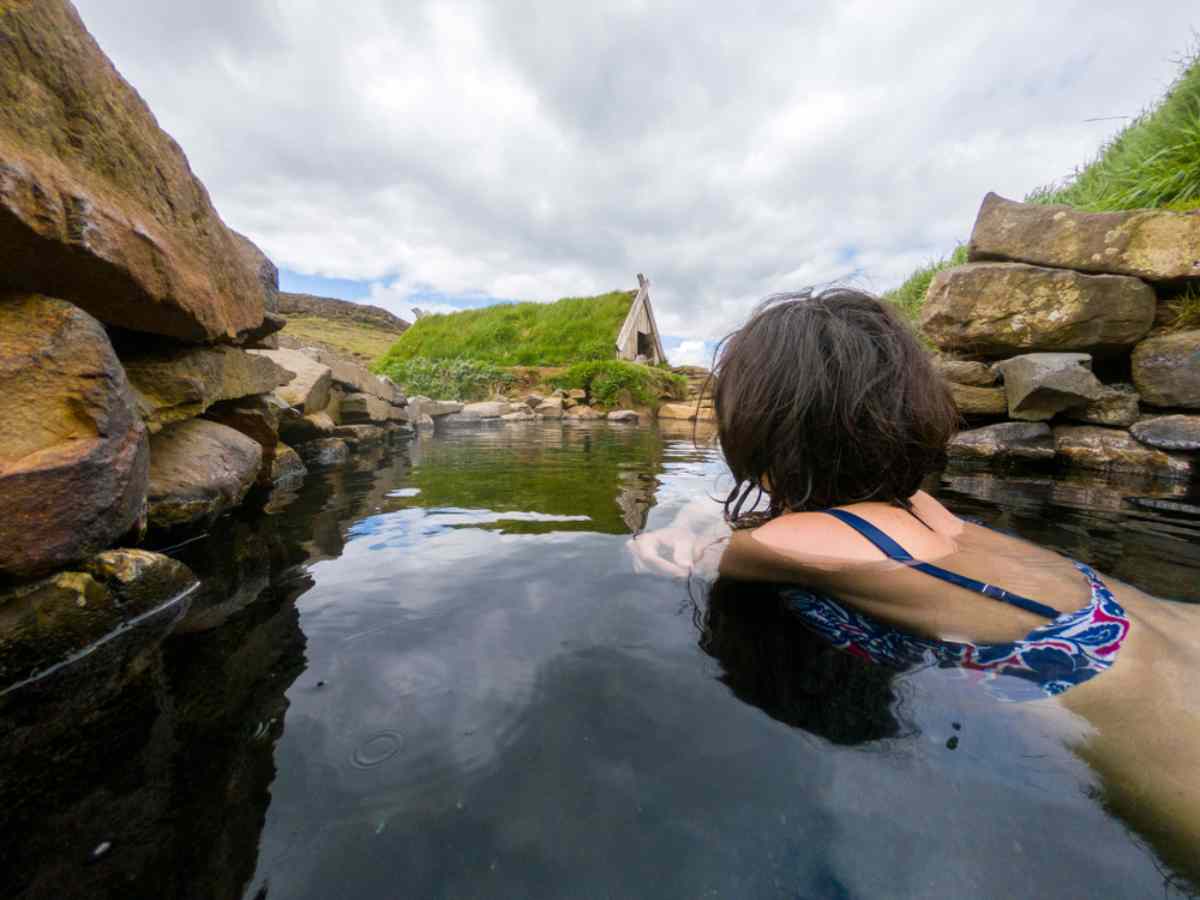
<box><xmin>3</xmin><ymin>422</ymin><xmax>1198</xmax><ymax>899</ymax></box>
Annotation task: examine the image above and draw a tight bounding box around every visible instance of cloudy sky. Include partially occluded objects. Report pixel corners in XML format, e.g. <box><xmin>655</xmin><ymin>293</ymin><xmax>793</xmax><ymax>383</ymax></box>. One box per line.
<box><xmin>75</xmin><ymin>1</ymin><xmax>1195</xmax><ymax>365</ymax></box>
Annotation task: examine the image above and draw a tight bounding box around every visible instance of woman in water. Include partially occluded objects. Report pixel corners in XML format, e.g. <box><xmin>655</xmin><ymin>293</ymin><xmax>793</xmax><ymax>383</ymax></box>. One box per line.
<box><xmin>631</xmin><ymin>288</ymin><xmax>1200</xmax><ymax>885</ymax></box>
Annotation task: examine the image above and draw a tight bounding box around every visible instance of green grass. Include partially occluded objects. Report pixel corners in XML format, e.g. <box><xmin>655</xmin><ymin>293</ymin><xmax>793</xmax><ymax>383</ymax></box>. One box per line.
<box><xmin>881</xmin><ymin>245</ymin><xmax>968</xmax><ymax>321</ymax></box>
<box><xmin>1159</xmin><ymin>284</ymin><xmax>1200</xmax><ymax>332</ymax></box>
<box><xmin>372</xmin><ymin>357</ymin><xmax>514</xmax><ymax>401</ymax></box>
<box><xmin>548</xmin><ymin>360</ymin><xmax>686</xmax><ymax>409</ymax></box>
<box><xmin>1028</xmin><ymin>44</ymin><xmax>1200</xmax><ymax>211</ymax></box>
<box><xmin>376</xmin><ymin>291</ymin><xmax>636</xmax><ymax>367</ymax></box>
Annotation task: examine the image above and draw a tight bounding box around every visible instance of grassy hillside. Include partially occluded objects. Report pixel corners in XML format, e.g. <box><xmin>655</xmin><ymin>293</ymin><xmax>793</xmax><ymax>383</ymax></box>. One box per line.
<box><xmin>375</xmin><ymin>290</ymin><xmax>636</xmax><ymax>367</ymax></box>
<box><xmin>279</xmin><ymin>315</ymin><xmax>405</xmax><ymax>363</ymax></box>
<box><xmin>886</xmin><ymin>44</ymin><xmax>1200</xmax><ymax>321</ymax></box>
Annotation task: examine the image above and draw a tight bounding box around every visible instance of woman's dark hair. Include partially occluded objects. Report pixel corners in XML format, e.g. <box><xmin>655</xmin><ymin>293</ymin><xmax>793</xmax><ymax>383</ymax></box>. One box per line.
<box><xmin>712</xmin><ymin>287</ymin><xmax>958</xmax><ymax>523</ymax></box>
<box><xmin>697</xmin><ymin>577</ymin><xmax>902</xmax><ymax>744</ymax></box>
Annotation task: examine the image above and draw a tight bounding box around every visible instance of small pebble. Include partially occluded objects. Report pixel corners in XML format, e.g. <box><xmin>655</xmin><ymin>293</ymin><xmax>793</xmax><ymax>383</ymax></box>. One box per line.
<box><xmin>946</xmin><ymin>736</ymin><xmax>959</xmax><ymax>750</ymax></box>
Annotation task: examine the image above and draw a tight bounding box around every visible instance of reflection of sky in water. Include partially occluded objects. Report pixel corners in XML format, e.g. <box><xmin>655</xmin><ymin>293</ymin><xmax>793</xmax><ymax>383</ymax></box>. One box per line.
<box><xmin>248</xmin><ymin>430</ymin><xmax>1191</xmax><ymax>899</ymax></box>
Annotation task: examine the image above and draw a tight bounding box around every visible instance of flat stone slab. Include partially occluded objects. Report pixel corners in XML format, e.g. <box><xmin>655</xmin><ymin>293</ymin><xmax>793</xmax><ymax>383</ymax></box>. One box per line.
<box><xmin>949</xmin><ymin>383</ymin><xmax>1007</xmax><ymax>416</ymax></box>
<box><xmin>1053</xmin><ymin>425</ymin><xmax>1192</xmax><ymax>480</ymax></box>
<box><xmin>947</xmin><ymin>422</ymin><xmax>1055</xmax><ymax>461</ymax></box>
<box><xmin>1067</xmin><ymin>385</ymin><xmax>1141</xmax><ymax>428</ymax></box>
<box><xmin>993</xmin><ymin>353</ymin><xmax>1105</xmax><ymax>422</ymax></box>
<box><xmin>1131</xmin><ymin>329</ymin><xmax>1200</xmax><ymax>409</ymax></box>
<box><xmin>921</xmin><ymin>262</ymin><xmax>1155</xmax><ymax>357</ymax></box>
<box><xmin>969</xmin><ymin>191</ymin><xmax>1200</xmax><ymax>282</ymax></box>
<box><xmin>1130</xmin><ymin>415</ymin><xmax>1200</xmax><ymax>451</ymax></box>
<box><xmin>933</xmin><ymin>357</ymin><xmax>997</xmax><ymax>387</ymax></box>
<box><xmin>607</xmin><ymin>410</ymin><xmax>641</xmax><ymax>422</ymax></box>
<box><xmin>249</xmin><ymin>348</ymin><xmax>332</xmax><ymax>414</ymax></box>
<box><xmin>340</xmin><ymin>392</ymin><xmax>392</xmax><ymax>424</ymax></box>
<box><xmin>125</xmin><ymin>346</ymin><xmax>292</xmax><ymax>432</ymax></box>
<box><xmin>147</xmin><ymin>419</ymin><xmax>263</xmax><ymax>529</ymax></box>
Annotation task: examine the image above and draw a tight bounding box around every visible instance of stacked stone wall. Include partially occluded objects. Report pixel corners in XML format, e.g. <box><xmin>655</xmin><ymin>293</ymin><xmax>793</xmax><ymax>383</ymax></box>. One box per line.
<box><xmin>923</xmin><ymin>193</ymin><xmax>1199</xmax><ymax>481</ymax></box>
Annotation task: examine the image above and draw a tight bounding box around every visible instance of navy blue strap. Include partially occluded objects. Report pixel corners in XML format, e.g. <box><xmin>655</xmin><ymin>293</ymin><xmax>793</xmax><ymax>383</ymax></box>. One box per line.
<box><xmin>823</xmin><ymin>509</ymin><xmax>1062</xmax><ymax>620</ymax></box>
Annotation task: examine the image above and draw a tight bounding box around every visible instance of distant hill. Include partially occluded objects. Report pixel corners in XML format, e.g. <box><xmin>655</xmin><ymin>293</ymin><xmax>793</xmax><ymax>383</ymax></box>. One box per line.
<box><xmin>276</xmin><ymin>292</ymin><xmax>410</xmax><ymax>331</ymax></box>
<box><xmin>377</xmin><ymin>290</ymin><xmax>636</xmax><ymax>367</ymax></box>
<box><xmin>275</xmin><ymin>292</ymin><xmax>409</xmax><ymax>364</ymax></box>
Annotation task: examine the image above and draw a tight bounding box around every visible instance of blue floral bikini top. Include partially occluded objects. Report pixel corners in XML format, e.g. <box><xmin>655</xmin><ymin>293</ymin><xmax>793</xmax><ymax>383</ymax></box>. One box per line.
<box><xmin>780</xmin><ymin>509</ymin><xmax>1131</xmax><ymax>701</ymax></box>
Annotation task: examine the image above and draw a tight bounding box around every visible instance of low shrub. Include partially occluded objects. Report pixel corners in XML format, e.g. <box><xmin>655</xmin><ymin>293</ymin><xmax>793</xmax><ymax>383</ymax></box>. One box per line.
<box><xmin>373</xmin><ymin>357</ymin><xmax>513</xmax><ymax>401</ymax></box>
<box><xmin>549</xmin><ymin>360</ymin><xmax>686</xmax><ymax>408</ymax></box>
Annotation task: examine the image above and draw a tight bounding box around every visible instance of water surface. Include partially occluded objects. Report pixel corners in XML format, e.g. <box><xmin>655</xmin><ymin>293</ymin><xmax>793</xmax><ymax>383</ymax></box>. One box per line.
<box><xmin>2</xmin><ymin>423</ymin><xmax>1197</xmax><ymax>899</ymax></box>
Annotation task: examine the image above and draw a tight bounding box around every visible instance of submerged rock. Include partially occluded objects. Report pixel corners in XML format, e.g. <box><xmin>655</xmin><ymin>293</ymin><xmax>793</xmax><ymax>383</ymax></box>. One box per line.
<box><xmin>1053</xmin><ymin>425</ymin><xmax>1193</xmax><ymax>479</ymax></box>
<box><xmin>0</xmin><ymin>294</ymin><xmax>148</xmax><ymax>577</ymax></box>
<box><xmin>297</xmin><ymin>437</ymin><xmax>350</xmax><ymax>468</ymax></box>
<box><xmin>249</xmin><ymin>348</ymin><xmax>332</xmax><ymax>414</ymax></box>
<box><xmin>607</xmin><ymin>409</ymin><xmax>641</xmax><ymax>423</ymax></box>
<box><xmin>0</xmin><ymin>549</ymin><xmax>194</xmax><ymax>689</ymax></box>
<box><xmin>1131</xmin><ymin>330</ymin><xmax>1200</xmax><ymax>409</ymax></box>
<box><xmin>948</xmin><ymin>383</ymin><xmax>1007</xmax><ymax>416</ymax></box>
<box><xmin>123</xmin><ymin>346</ymin><xmax>293</xmax><ymax>432</ymax></box>
<box><xmin>921</xmin><ymin>262</ymin><xmax>1155</xmax><ymax>357</ymax></box>
<box><xmin>993</xmin><ymin>353</ymin><xmax>1105</xmax><ymax>422</ymax></box>
<box><xmin>269</xmin><ymin>444</ymin><xmax>307</xmax><ymax>490</ymax></box>
<box><xmin>147</xmin><ymin>419</ymin><xmax>263</xmax><ymax>529</ymax></box>
<box><xmin>502</xmin><ymin>408</ymin><xmax>538</xmax><ymax>422</ymax></box>
<box><xmin>968</xmin><ymin>192</ymin><xmax>1200</xmax><ymax>282</ymax></box>
<box><xmin>946</xmin><ymin>422</ymin><xmax>1055</xmax><ymax>462</ymax></box>
<box><xmin>0</xmin><ymin>1</ymin><xmax>267</xmax><ymax>341</ymax></box>
<box><xmin>1130</xmin><ymin>415</ymin><xmax>1200</xmax><ymax>451</ymax></box>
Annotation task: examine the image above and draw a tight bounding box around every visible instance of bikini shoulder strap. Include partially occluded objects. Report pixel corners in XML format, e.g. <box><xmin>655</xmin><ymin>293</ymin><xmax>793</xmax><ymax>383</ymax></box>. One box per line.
<box><xmin>821</xmin><ymin>509</ymin><xmax>1062</xmax><ymax>620</ymax></box>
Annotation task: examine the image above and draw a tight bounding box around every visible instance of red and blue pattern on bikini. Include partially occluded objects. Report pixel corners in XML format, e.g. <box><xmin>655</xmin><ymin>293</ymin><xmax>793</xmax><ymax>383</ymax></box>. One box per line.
<box><xmin>782</xmin><ymin>561</ymin><xmax>1130</xmax><ymax>701</ymax></box>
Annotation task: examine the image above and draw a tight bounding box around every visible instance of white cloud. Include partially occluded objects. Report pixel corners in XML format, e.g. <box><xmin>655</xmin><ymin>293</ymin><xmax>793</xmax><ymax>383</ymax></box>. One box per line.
<box><xmin>669</xmin><ymin>340</ymin><xmax>714</xmax><ymax>368</ymax></box>
<box><xmin>74</xmin><ymin>0</ymin><xmax>1197</xmax><ymax>342</ymax></box>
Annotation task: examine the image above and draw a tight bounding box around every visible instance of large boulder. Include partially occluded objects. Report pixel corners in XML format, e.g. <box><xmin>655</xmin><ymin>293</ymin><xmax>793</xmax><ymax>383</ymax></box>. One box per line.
<box><xmin>656</xmin><ymin>402</ymin><xmax>697</xmax><ymax>420</ymax></box>
<box><xmin>0</xmin><ymin>1</ymin><xmax>266</xmax><ymax>341</ymax></box>
<box><xmin>948</xmin><ymin>383</ymin><xmax>1007</xmax><ymax>416</ymax></box>
<box><xmin>459</xmin><ymin>401</ymin><xmax>509</xmax><ymax>419</ymax></box>
<box><xmin>565</xmin><ymin>405</ymin><xmax>603</xmax><ymax>420</ymax></box>
<box><xmin>535</xmin><ymin>397</ymin><xmax>565</xmax><ymax>419</ymax></box>
<box><xmin>607</xmin><ymin>410</ymin><xmax>641</xmax><ymax>423</ymax></box>
<box><xmin>248</xmin><ymin>348</ymin><xmax>332</xmax><ymax>414</ymax></box>
<box><xmin>278</xmin><ymin>409</ymin><xmax>335</xmax><ymax>444</ymax></box>
<box><xmin>946</xmin><ymin>422</ymin><xmax>1055</xmax><ymax>461</ymax></box>
<box><xmin>0</xmin><ymin>548</ymin><xmax>195</xmax><ymax>688</ymax></box>
<box><xmin>303</xmin><ymin>349</ymin><xmax>402</xmax><ymax>404</ymax></box>
<box><xmin>1053</xmin><ymin>425</ymin><xmax>1193</xmax><ymax>479</ymax></box>
<box><xmin>1131</xmin><ymin>330</ymin><xmax>1200</xmax><ymax>408</ymax></box>
<box><xmin>993</xmin><ymin>353</ymin><xmax>1105</xmax><ymax>422</ymax></box>
<box><xmin>147</xmin><ymin>419</ymin><xmax>263</xmax><ymax>529</ymax></box>
<box><xmin>969</xmin><ymin>192</ymin><xmax>1200</xmax><ymax>282</ymax></box>
<box><xmin>920</xmin><ymin>263</ymin><xmax>1156</xmax><ymax>357</ymax></box>
<box><xmin>407</xmin><ymin>397</ymin><xmax>463</xmax><ymax>419</ymax></box>
<box><xmin>0</xmin><ymin>294</ymin><xmax>148</xmax><ymax>577</ymax></box>
<box><xmin>205</xmin><ymin>394</ymin><xmax>286</xmax><ymax>487</ymax></box>
<box><xmin>270</xmin><ymin>444</ymin><xmax>307</xmax><ymax>491</ymax></box>
<box><xmin>1130</xmin><ymin>415</ymin><xmax>1200</xmax><ymax>451</ymax></box>
<box><xmin>123</xmin><ymin>346</ymin><xmax>293</xmax><ymax>432</ymax></box>
<box><xmin>231</xmin><ymin>230</ymin><xmax>280</xmax><ymax>313</ymax></box>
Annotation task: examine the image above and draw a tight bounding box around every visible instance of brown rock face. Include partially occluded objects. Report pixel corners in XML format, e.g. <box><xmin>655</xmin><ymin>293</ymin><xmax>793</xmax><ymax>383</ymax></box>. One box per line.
<box><xmin>933</xmin><ymin>357</ymin><xmax>998</xmax><ymax>387</ymax></box>
<box><xmin>123</xmin><ymin>346</ymin><xmax>294</xmax><ymax>432</ymax></box>
<box><xmin>205</xmin><ymin>394</ymin><xmax>285</xmax><ymax>486</ymax></box>
<box><xmin>147</xmin><ymin>419</ymin><xmax>263</xmax><ymax>529</ymax></box>
<box><xmin>1053</xmin><ymin>425</ymin><xmax>1192</xmax><ymax>479</ymax></box>
<box><xmin>0</xmin><ymin>1</ymin><xmax>265</xmax><ymax>341</ymax></box>
<box><xmin>993</xmin><ymin>353</ymin><xmax>1105</xmax><ymax>422</ymax></box>
<box><xmin>0</xmin><ymin>294</ymin><xmax>148</xmax><ymax>577</ymax></box>
<box><xmin>921</xmin><ymin>263</ymin><xmax>1156</xmax><ymax>357</ymax></box>
<box><xmin>248</xmin><ymin>348</ymin><xmax>332</xmax><ymax>413</ymax></box>
<box><xmin>969</xmin><ymin>192</ymin><xmax>1200</xmax><ymax>282</ymax></box>
<box><xmin>1131</xmin><ymin>330</ymin><xmax>1200</xmax><ymax>408</ymax></box>
<box><xmin>948</xmin><ymin>383</ymin><xmax>1007</xmax><ymax>416</ymax></box>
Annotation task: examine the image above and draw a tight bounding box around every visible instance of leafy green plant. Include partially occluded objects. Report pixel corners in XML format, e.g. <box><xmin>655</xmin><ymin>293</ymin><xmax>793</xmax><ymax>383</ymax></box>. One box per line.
<box><xmin>1027</xmin><ymin>44</ymin><xmax>1200</xmax><ymax>211</ymax></box>
<box><xmin>881</xmin><ymin>244</ymin><xmax>968</xmax><ymax>321</ymax></box>
<box><xmin>373</xmin><ymin>357</ymin><xmax>513</xmax><ymax>401</ymax></box>
<box><xmin>376</xmin><ymin>291</ymin><xmax>637</xmax><ymax>367</ymax></box>
<box><xmin>549</xmin><ymin>360</ymin><xmax>686</xmax><ymax>408</ymax></box>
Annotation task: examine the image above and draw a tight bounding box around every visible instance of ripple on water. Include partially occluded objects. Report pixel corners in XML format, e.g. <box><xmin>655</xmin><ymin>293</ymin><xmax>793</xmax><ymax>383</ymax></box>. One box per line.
<box><xmin>351</xmin><ymin>730</ymin><xmax>403</xmax><ymax>769</ymax></box>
